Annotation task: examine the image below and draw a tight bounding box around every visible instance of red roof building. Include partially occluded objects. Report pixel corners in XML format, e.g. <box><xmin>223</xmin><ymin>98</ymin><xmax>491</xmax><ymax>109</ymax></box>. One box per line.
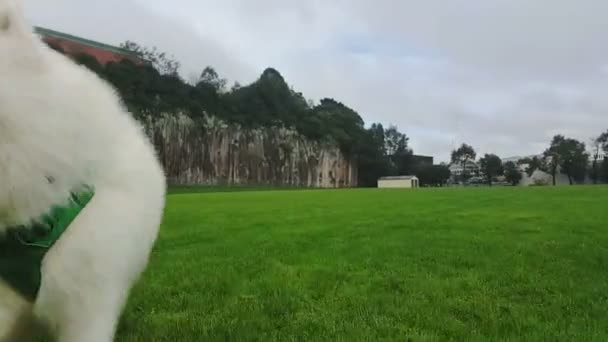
<box><xmin>34</xmin><ymin>26</ymin><xmax>145</xmax><ymax>66</ymax></box>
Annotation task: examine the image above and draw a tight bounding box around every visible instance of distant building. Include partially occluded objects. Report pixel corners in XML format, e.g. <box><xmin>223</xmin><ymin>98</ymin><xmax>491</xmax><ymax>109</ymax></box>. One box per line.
<box><xmin>501</xmin><ymin>154</ymin><xmax>542</xmax><ymax>165</ymax></box>
<box><xmin>448</xmin><ymin>160</ymin><xmax>480</xmax><ymax>177</ymax></box>
<box><xmin>501</xmin><ymin>156</ymin><xmax>522</xmax><ymax>164</ymax></box>
<box><xmin>34</xmin><ymin>26</ymin><xmax>145</xmax><ymax>66</ymax></box>
<box><xmin>378</xmin><ymin>176</ymin><xmax>419</xmax><ymax>189</ymax></box>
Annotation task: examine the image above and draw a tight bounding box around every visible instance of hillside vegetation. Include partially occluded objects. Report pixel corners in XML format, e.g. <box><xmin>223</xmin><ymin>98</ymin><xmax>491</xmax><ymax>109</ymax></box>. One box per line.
<box><xmin>46</xmin><ymin>41</ymin><xmax>428</xmax><ymax>187</ymax></box>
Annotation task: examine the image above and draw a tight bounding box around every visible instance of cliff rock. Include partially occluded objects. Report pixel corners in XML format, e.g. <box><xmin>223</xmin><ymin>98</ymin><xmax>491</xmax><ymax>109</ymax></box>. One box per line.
<box><xmin>146</xmin><ymin>115</ymin><xmax>357</xmax><ymax>187</ymax></box>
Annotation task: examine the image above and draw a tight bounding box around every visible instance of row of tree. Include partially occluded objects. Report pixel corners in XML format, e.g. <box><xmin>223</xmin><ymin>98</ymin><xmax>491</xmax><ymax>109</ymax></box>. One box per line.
<box><xmin>450</xmin><ymin>130</ymin><xmax>608</xmax><ymax>186</ymax></box>
<box><xmin>46</xmin><ymin>40</ymin><xmax>451</xmax><ymax>187</ymax></box>
<box><xmin>47</xmin><ymin>39</ymin><xmax>607</xmax><ymax>188</ymax></box>
<box><xmin>449</xmin><ymin>143</ymin><xmax>520</xmax><ymax>186</ymax></box>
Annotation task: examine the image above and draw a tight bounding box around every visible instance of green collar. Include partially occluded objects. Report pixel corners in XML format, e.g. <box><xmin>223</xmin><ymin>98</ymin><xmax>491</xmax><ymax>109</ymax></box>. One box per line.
<box><xmin>0</xmin><ymin>186</ymin><xmax>94</xmax><ymax>300</ymax></box>
<box><xmin>7</xmin><ymin>187</ymin><xmax>95</xmax><ymax>248</ymax></box>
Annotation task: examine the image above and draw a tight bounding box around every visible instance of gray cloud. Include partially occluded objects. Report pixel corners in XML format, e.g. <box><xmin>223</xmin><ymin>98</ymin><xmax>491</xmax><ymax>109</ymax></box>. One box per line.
<box><xmin>24</xmin><ymin>0</ymin><xmax>608</xmax><ymax>162</ymax></box>
<box><xmin>24</xmin><ymin>0</ymin><xmax>256</xmax><ymax>82</ymax></box>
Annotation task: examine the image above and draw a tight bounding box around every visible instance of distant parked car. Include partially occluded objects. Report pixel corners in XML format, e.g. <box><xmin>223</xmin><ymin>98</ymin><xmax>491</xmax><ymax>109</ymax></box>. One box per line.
<box><xmin>466</xmin><ymin>176</ymin><xmax>485</xmax><ymax>185</ymax></box>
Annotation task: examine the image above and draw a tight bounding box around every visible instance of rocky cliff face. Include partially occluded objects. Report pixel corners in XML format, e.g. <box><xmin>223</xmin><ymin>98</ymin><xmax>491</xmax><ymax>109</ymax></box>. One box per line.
<box><xmin>145</xmin><ymin>115</ymin><xmax>357</xmax><ymax>187</ymax></box>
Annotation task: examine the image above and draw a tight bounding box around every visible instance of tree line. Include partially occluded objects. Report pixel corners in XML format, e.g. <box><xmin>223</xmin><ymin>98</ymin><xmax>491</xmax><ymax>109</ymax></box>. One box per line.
<box><xmin>45</xmin><ymin>39</ymin><xmax>607</xmax><ymax>188</ymax></box>
<box><xmin>451</xmin><ymin>131</ymin><xmax>608</xmax><ymax>186</ymax></box>
<box><xmin>44</xmin><ymin>40</ymin><xmax>449</xmax><ymax>187</ymax></box>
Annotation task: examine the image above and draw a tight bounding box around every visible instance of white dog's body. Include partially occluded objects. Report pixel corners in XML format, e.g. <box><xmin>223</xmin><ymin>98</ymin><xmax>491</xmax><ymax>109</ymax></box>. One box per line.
<box><xmin>0</xmin><ymin>1</ymin><xmax>166</xmax><ymax>341</ymax></box>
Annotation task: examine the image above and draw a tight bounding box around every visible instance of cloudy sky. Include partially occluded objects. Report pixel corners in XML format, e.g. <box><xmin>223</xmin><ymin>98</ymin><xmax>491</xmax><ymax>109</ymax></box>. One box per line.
<box><xmin>24</xmin><ymin>0</ymin><xmax>608</xmax><ymax>162</ymax></box>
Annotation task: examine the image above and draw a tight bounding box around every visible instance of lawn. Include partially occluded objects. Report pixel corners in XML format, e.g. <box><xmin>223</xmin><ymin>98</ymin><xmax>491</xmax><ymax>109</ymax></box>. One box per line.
<box><xmin>116</xmin><ymin>186</ymin><xmax>608</xmax><ymax>341</ymax></box>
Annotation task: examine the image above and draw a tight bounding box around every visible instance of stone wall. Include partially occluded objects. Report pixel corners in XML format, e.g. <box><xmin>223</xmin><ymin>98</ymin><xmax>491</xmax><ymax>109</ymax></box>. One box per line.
<box><xmin>145</xmin><ymin>115</ymin><xmax>357</xmax><ymax>187</ymax></box>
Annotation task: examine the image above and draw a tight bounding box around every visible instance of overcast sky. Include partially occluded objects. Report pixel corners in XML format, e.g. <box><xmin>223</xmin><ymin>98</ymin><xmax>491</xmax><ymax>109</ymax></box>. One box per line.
<box><xmin>24</xmin><ymin>0</ymin><xmax>608</xmax><ymax>162</ymax></box>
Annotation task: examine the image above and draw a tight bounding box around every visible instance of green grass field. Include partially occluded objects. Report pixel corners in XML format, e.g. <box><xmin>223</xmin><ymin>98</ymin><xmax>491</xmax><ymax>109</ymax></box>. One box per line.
<box><xmin>116</xmin><ymin>186</ymin><xmax>608</xmax><ymax>341</ymax></box>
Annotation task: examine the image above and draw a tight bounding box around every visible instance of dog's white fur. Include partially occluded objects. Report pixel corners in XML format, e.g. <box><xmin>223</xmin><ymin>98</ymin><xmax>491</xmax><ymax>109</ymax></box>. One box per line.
<box><xmin>0</xmin><ymin>1</ymin><xmax>166</xmax><ymax>340</ymax></box>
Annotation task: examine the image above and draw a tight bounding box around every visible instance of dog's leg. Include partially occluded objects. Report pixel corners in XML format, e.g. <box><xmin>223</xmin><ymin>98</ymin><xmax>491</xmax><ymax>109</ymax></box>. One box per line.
<box><xmin>34</xmin><ymin>279</ymin><xmax>128</xmax><ymax>342</ymax></box>
<box><xmin>0</xmin><ymin>280</ymin><xmax>28</xmax><ymax>341</ymax></box>
<box><xmin>32</xmin><ymin>187</ymin><xmax>162</xmax><ymax>342</ymax></box>
<box><xmin>0</xmin><ymin>280</ymin><xmax>45</xmax><ymax>341</ymax></box>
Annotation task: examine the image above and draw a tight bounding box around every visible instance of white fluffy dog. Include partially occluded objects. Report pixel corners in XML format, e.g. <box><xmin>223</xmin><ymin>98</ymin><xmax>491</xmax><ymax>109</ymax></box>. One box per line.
<box><xmin>0</xmin><ymin>1</ymin><xmax>166</xmax><ymax>341</ymax></box>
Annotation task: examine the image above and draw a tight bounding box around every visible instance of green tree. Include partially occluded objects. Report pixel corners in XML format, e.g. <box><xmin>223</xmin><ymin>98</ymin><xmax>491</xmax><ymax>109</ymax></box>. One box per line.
<box><xmin>384</xmin><ymin>125</ymin><xmax>408</xmax><ymax>156</ymax></box>
<box><xmin>434</xmin><ymin>165</ymin><xmax>452</xmax><ymax>186</ymax></box>
<box><xmin>356</xmin><ymin>123</ymin><xmax>416</xmax><ymax>186</ymax></box>
<box><xmin>599</xmin><ymin>131</ymin><xmax>608</xmax><ymax>152</ymax></box>
<box><xmin>590</xmin><ymin>139</ymin><xmax>601</xmax><ymax>184</ymax></box>
<box><xmin>504</xmin><ymin>162</ymin><xmax>523</xmax><ymax>186</ymax></box>
<box><xmin>120</xmin><ymin>41</ymin><xmax>181</xmax><ymax>76</ymax></box>
<box><xmin>416</xmin><ymin>164</ymin><xmax>451</xmax><ymax>187</ymax></box>
<box><xmin>591</xmin><ymin>131</ymin><xmax>608</xmax><ymax>183</ymax></box>
<box><xmin>518</xmin><ymin>156</ymin><xmax>544</xmax><ymax>177</ymax></box>
<box><xmin>479</xmin><ymin>154</ymin><xmax>503</xmax><ymax>186</ymax></box>
<box><xmin>312</xmin><ymin>98</ymin><xmax>365</xmax><ymax>157</ymax></box>
<box><xmin>542</xmin><ymin>152</ymin><xmax>559</xmax><ymax>186</ymax></box>
<box><xmin>224</xmin><ymin>68</ymin><xmax>311</xmax><ymax>130</ymax></box>
<box><xmin>356</xmin><ymin>123</ymin><xmax>389</xmax><ymax>187</ymax></box>
<box><xmin>198</xmin><ymin>66</ymin><xmax>227</xmax><ymax>92</ymax></box>
<box><xmin>451</xmin><ymin>143</ymin><xmax>476</xmax><ymax>181</ymax></box>
<box><xmin>545</xmin><ymin>135</ymin><xmax>589</xmax><ymax>185</ymax></box>
<box><xmin>384</xmin><ymin>125</ymin><xmax>413</xmax><ymax>175</ymax></box>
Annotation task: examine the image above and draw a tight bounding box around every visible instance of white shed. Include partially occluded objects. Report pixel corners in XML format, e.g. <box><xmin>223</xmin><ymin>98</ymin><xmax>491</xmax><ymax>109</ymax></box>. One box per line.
<box><xmin>377</xmin><ymin>176</ymin><xmax>420</xmax><ymax>188</ymax></box>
